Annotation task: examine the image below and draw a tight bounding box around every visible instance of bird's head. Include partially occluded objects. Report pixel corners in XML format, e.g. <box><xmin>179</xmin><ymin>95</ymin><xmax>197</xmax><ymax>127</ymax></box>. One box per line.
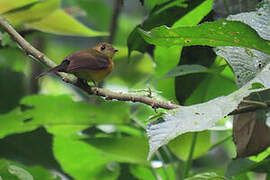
<box><xmin>94</xmin><ymin>42</ymin><xmax>118</xmax><ymax>59</ymax></box>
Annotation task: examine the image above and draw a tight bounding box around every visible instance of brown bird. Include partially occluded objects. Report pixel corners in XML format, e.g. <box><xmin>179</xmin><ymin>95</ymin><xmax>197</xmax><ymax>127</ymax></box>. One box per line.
<box><xmin>36</xmin><ymin>42</ymin><xmax>118</xmax><ymax>86</ymax></box>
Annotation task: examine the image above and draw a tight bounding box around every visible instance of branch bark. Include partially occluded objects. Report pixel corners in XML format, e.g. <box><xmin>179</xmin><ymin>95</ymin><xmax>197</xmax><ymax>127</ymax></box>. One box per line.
<box><xmin>0</xmin><ymin>16</ymin><xmax>180</xmax><ymax>110</ymax></box>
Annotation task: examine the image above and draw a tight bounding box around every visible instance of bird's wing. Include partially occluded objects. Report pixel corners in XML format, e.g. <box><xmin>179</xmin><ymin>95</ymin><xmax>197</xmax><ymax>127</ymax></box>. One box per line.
<box><xmin>66</xmin><ymin>49</ymin><xmax>110</xmax><ymax>73</ymax></box>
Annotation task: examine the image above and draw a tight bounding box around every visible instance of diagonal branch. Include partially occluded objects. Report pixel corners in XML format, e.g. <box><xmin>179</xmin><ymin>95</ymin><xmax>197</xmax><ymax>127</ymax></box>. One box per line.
<box><xmin>0</xmin><ymin>16</ymin><xmax>180</xmax><ymax>110</ymax></box>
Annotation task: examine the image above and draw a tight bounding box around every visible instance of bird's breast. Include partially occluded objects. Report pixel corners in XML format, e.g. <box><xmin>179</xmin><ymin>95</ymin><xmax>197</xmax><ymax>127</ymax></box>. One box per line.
<box><xmin>75</xmin><ymin>58</ymin><xmax>114</xmax><ymax>82</ymax></box>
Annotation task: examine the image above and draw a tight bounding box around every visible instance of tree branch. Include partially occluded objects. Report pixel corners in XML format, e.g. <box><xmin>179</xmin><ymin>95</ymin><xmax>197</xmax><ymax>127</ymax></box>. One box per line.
<box><xmin>1</xmin><ymin>16</ymin><xmax>270</xmax><ymax>114</ymax></box>
<box><xmin>0</xmin><ymin>16</ymin><xmax>180</xmax><ymax>110</ymax></box>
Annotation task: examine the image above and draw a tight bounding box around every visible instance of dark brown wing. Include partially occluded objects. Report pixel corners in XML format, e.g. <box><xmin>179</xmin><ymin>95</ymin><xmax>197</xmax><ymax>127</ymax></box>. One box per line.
<box><xmin>66</xmin><ymin>49</ymin><xmax>110</xmax><ymax>73</ymax></box>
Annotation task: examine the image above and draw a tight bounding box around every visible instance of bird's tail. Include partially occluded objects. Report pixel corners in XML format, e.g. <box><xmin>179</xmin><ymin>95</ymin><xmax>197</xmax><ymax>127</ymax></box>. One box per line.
<box><xmin>36</xmin><ymin>59</ymin><xmax>69</xmax><ymax>79</ymax></box>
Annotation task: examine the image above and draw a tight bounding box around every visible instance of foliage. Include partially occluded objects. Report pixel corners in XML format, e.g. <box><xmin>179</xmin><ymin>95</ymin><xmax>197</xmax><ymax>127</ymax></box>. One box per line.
<box><xmin>0</xmin><ymin>0</ymin><xmax>270</xmax><ymax>180</ymax></box>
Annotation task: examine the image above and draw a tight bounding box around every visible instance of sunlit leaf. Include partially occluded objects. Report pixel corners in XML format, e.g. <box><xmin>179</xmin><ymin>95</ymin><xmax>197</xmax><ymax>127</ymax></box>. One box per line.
<box><xmin>84</xmin><ymin>137</ymin><xmax>148</xmax><ymax>164</ymax></box>
<box><xmin>168</xmin><ymin>131</ymin><xmax>211</xmax><ymax>161</ymax></box>
<box><xmin>3</xmin><ymin>0</ymin><xmax>60</xmax><ymax>26</ymax></box>
<box><xmin>53</xmin><ymin>137</ymin><xmax>120</xmax><ymax>180</ymax></box>
<box><xmin>27</xmin><ymin>9</ymin><xmax>108</xmax><ymax>37</ymax></box>
<box><xmin>173</xmin><ymin>0</ymin><xmax>213</xmax><ymax>27</ymax></box>
<box><xmin>0</xmin><ymin>95</ymin><xmax>130</xmax><ymax>138</ymax></box>
<box><xmin>139</xmin><ymin>20</ymin><xmax>270</xmax><ymax>55</ymax></box>
<box><xmin>0</xmin><ymin>0</ymin><xmax>38</xmax><ymax>14</ymax></box>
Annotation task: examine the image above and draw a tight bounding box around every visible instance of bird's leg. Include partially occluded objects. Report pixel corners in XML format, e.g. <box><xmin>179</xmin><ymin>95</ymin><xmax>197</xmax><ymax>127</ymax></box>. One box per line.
<box><xmin>77</xmin><ymin>78</ymin><xmax>90</xmax><ymax>88</ymax></box>
<box><xmin>91</xmin><ymin>80</ymin><xmax>97</xmax><ymax>87</ymax></box>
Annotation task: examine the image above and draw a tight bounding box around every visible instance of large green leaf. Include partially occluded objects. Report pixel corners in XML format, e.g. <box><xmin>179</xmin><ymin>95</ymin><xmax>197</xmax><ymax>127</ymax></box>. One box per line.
<box><xmin>173</xmin><ymin>0</ymin><xmax>213</xmax><ymax>27</ymax></box>
<box><xmin>153</xmin><ymin>46</ymin><xmax>181</xmax><ymax>101</ymax></box>
<box><xmin>127</xmin><ymin>0</ymin><xmax>206</xmax><ymax>55</ymax></box>
<box><xmin>0</xmin><ymin>95</ymin><xmax>130</xmax><ymax>138</ymax></box>
<box><xmin>69</xmin><ymin>0</ymin><xmax>111</xmax><ymax>31</ymax></box>
<box><xmin>226</xmin><ymin>158</ymin><xmax>270</xmax><ymax>178</ymax></box>
<box><xmin>0</xmin><ymin>0</ymin><xmax>38</xmax><ymax>14</ymax></box>
<box><xmin>139</xmin><ymin>20</ymin><xmax>270</xmax><ymax>55</ymax></box>
<box><xmin>53</xmin><ymin>137</ymin><xmax>120</xmax><ymax>180</ymax></box>
<box><xmin>83</xmin><ymin>137</ymin><xmax>149</xmax><ymax>164</ymax></box>
<box><xmin>3</xmin><ymin>0</ymin><xmax>60</xmax><ymax>26</ymax></box>
<box><xmin>27</xmin><ymin>9</ymin><xmax>108</xmax><ymax>36</ymax></box>
<box><xmin>0</xmin><ymin>67</ymin><xmax>26</xmax><ymax>114</ymax></box>
<box><xmin>0</xmin><ymin>159</ymin><xmax>58</xmax><ymax>180</ymax></box>
<box><xmin>168</xmin><ymin>131</ymin><xmax>211</xmax><ymax>161</ymax></box>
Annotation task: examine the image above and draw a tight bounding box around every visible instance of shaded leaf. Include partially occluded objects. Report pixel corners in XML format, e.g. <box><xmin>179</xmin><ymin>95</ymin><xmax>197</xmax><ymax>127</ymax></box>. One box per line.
<box><xmin>226</xmin><ymin>158</ymin><xmax>270</xmax><ymax>178</ymax></box>
<box><xmin>0</xmin><ymin>128</ymin><xmax>68</xmax><ymax>177</ymax></box>
<box><xmin>0</xmin><ymin>67</ymin><xmax>26</xmax><ymax>114</ymax></box>
<box><xmin>139</xmin><ymin>20</ymin><xmax>270</xmax><ymax>55</ymax></box>
<box><xmin>164</xmin><ymin>64</ymin><xmax>208</xmax><ymax>78</ymax></box>
<box><xmin>27</xmin><ymin>9</ymin><xmax>108</xmax><ymax>36</ymax></box>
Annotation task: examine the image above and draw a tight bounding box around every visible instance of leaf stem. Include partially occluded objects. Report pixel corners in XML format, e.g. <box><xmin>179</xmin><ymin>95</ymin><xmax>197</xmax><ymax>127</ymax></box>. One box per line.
<box><xmin>183</xmin><ymin>132</ymin><xmax>198</xmax><ymax>178</ymax></box>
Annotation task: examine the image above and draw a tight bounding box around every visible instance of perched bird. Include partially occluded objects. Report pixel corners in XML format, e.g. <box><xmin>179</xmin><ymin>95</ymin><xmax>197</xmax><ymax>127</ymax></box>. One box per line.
<box><xmin>36</xmin><ymin>42</ymin><xmax>118</xmax><ymax>85</ymax></box>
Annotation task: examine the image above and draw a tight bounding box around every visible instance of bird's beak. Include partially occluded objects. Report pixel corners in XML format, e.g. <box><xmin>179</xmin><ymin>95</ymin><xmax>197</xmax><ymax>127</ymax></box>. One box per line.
<box><xmin>114</xmin><ymin>49</ymin><xmax>118</xmax><ymax>53</ymax></box>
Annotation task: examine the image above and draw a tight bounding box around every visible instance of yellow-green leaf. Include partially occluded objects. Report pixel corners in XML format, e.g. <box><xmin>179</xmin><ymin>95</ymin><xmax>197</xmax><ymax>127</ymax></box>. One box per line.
<box><xmin>3</xmin><ymin>0</ymin><xmax>60</xmax><ymax>26</ymax></box>
<box><xmin>27</xmin><ymin>9</ymin><xmax>108</xmax><ymax>37</ymax></box>
<box><xmin>0</xmin><ymin>0</ymin><xmax>38</xmax><ymax>14</ymax></box>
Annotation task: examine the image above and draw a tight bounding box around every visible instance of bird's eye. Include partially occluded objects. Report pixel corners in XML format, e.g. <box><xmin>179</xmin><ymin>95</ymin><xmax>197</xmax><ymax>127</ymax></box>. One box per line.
<box><xmin>100</xmin><ymin>45</ymin><xmax>106</xmax><ymax>51</ymax></box>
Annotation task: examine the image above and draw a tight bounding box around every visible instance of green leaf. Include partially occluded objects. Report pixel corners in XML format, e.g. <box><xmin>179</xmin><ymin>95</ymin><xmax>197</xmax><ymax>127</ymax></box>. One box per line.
<box><xmin>0</xmin><ymin>0</ymin><xmax>38</xmax><ymax>14</ymax></box>
<box><xmin>0</xmin><ymin>95</ymin><xmax>130</xmax><ymax>138</ymax></box>
<box><xmin>53</xmin><ymin>137</ymin><xmax>120</xmax><ymax>180</ymax></box>
<box><xmin>185</xmin><ymin>172</ymin><xmax>227</xmax><ymax>180</ymax></box>
<box><xmin>3</xmin><ymin>0</ymin><xmax>60</xmax><ymax>26</ymax></box>
<box><xmin>130</xmin><ymin>164</ymin><xmax>176</xmax><ymax>180</ymax></box>
<box><xmin>127</xmin><ymin>0</ymin><xmax>206</xmax><ymax>55</ymax></box>
<box><xmin>249</xmin><ymin>82</ymin><xmax>265</xmax><ymax>90</ymax></box>
<box><xmin>226</xmin><ymin>158</ymin><xmax>270</xmax><ymax>178</ymax></box>
<box><xmin>173</xmin><ymin>0</ymin><xmax>213</xmax><ymax>27</ymax></box>
<box><xmin>139</xmin><ymin>20</ymin><xmax>270</xmax><ymax>55</ymax></box>
<box><xmin>168</xmin><ymin>131</ymin><xmax>211</xmax><ymax>161</ymax></box>
<box><xmin>72</xmin><ymin>0</ymin><xmax>111</xmax><ymax>31</ymax></box>
<box><xmin>144</xmin><ymin>0</ymin><xmax>170</xmax><ymax>10</ymax></box>
<box><xmin>0</xmin><ymin>67</ymin><xmax>26</xmax><ymax>114</ymax></box>
<box><xmin>27</xmin><ymin>9</ymin><xmax>108</xmax><ymax>36</ymax></box>
<box><xmin>0</xmin><ymin>108</ymin><xmax>36</xmax><ymax>139</ymax></box>
<box><xmin>153</xmin><ymin>46</ymin><xmax>182</xmax><ymax>101</ymax></box>
<box><xmin>164</xmin><ymin>64</ymin><xmax>208</xmax><ymax>78</ymax></box>
<box><xmin>8</xmin><ymin>165</ymin><xmax>33</xmax><ymax>180</ymax></box>
<box><xmin>83</xmin><ymin>137</ymin><xmax>149</xmax><ymax>164</ymax></box>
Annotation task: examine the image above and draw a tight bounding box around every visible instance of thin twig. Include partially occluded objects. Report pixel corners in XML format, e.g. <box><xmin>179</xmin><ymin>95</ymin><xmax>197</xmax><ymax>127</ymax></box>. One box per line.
<box><xmin>0</xmin><ymin>16</ymin><xmax>180</xmax><ymax>110</ymax></box>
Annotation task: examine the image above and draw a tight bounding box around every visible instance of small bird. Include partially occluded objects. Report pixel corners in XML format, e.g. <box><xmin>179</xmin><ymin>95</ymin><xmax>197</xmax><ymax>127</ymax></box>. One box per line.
<box><xmin>36</xmin><ymin>42</ymin><xmax>118</xmax><ymax>86</ymax></box>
